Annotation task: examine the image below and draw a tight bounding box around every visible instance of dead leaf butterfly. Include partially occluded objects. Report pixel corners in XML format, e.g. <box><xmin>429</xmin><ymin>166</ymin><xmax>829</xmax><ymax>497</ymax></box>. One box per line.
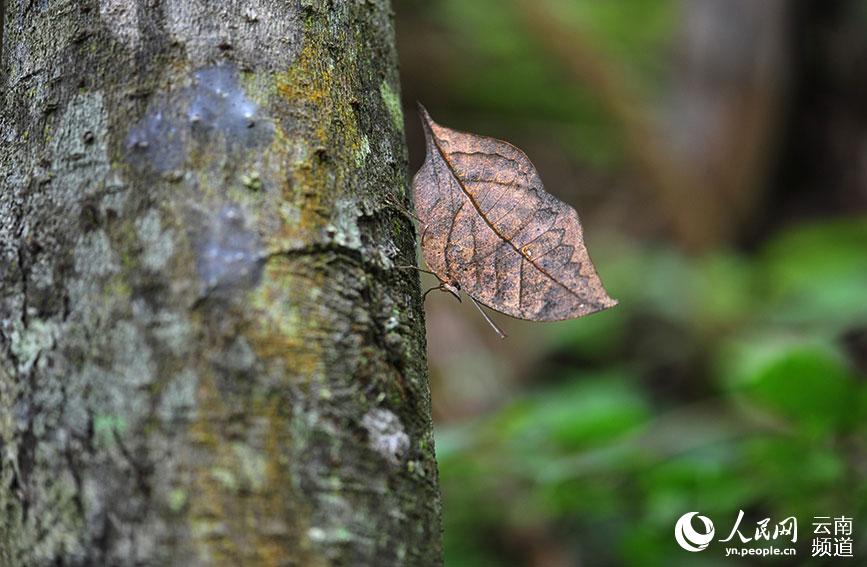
<box><xmin>411</xmin><ymin>104</ymin><xmax>617</xmax><ymax>338</ymax></box>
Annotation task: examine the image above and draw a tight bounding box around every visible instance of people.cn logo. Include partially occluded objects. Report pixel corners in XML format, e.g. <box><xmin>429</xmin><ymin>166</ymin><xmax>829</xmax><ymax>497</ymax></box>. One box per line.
<box><xmin>675</xmin><ymin>512</ymin><xmax>715</xmax><ymax>552</ymax></box>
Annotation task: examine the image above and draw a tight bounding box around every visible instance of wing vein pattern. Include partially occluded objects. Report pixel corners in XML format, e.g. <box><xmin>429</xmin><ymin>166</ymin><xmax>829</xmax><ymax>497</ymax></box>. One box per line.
<box><xmin>412</xmin><ymin>106</ymin><xmax>617</xmax><ymax>321</ymax></box>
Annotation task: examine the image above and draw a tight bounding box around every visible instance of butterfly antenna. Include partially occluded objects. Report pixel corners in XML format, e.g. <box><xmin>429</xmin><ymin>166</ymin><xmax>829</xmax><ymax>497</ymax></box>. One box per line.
<box><xmin>395</xmin><ymin>265</ymin><xmax>442</xmax><ymax>278</ymax></box>
<box><xmin>468</xmin><ymin>296</ymin><xmax>507</xmax><ymax>339</ymax></box>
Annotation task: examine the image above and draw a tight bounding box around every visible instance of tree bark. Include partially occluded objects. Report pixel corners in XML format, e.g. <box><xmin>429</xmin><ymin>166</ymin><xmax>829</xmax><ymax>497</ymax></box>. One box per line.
<box><xmin>0</xmin><ymin>1</ymin><xmax>442</xmax><ymax>565</ymax></box>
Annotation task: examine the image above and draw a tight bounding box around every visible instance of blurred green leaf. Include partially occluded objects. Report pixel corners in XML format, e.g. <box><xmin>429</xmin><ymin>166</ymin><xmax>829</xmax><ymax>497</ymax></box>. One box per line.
<box><xmin>600</xmin><ymin>244</ymin><xmax>695</xmax><ymax>321</ymax></box>
<box><xmin>717</xmin><ymin>337</ymin><xmax>859</xmax><ymax>433</ymax></box>
<box><xmin>497</xmin><ymin>371</ymin><xmax>650</xmax><ymax>451</ymax></box>
<box><xmin>760</xmin><ymin>217</ymin><xmax>867</xmax><ymax>329</ymax></box>
<box><xmin>743</xmin><ymin>436</ymin><xmax>846</xmax><ymax>516</ymax></box>
<box><xmin>641</xmin><ymin>445</ymin><xmax>755</xmax><ymax>517</ymax></box>
<box><xmin>553</xmin><ymin>0</ymin><xmax>675</xmax><ymax>81</ymax></box>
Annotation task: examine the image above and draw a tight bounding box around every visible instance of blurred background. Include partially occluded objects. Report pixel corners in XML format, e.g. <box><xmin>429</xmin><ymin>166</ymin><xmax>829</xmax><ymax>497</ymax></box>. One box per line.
<box><xmin>393</xmin><ymin>0</ymin><xmax>867</xmax><ymax>565</ymax></box>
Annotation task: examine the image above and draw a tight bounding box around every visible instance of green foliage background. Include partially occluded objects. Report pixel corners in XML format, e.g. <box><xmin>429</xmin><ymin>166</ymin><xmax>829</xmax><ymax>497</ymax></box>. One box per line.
<box><xmin>395</xmin><ymin>1</ymin><xmax>867</xmax><ymax>565</ymax></box>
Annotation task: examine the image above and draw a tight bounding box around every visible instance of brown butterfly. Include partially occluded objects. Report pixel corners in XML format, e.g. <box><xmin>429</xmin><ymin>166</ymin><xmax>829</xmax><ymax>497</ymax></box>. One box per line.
<box><xmin>411</xmin><ymin>104</ymin><xmax>617</xmax><ymax>337</ymax></box>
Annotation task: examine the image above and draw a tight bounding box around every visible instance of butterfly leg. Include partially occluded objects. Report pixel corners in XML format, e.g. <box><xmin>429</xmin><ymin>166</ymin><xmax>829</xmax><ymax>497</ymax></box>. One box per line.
<box><xmin>422</xmin><ymin>284</ymin><xmax>442</xmax><ymax>301</ymax></box>
<box><xmin>384</xmin><ymin>193</ymin><xmax>421</xmax><ymax>223</ymax></box>
<box><xmin>422</xmin><ymin>282</ymin><xmax>463</xmax><ymax>304</ymax></box>
<box><xmin>395</xmin><ymin>265</ymin><xmax>442</xmax><ymax>278</ymax></box>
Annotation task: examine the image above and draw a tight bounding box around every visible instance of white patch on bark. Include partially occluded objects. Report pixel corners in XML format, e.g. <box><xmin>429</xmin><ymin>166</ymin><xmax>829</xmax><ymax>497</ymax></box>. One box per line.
<box><xmin>326</xmin><ymin>198</ymin><xmax>363</xmax><ymax>250</ymax></box>
<box><xmin>99</xmin><ymin>0</ymin><xmax>141</xmax><ymax>48</ymax></box>
<box><xmin>378</xmin><ymin>237</ymin><xmax>399</xmax><ymax>268</ymax></box>
<box><xmin>156</xmin><ymin>368</ymin><xmax>198</xmax><ymax>422</ymax></box>
<box><xmin>355</xmin><ymin>134</ymin><xmax>371</xmax><ymax>166</ymax></box>
<box><xmin>8</xmin><ymin>320</ymin><xmax>58</xmax><ymax>375</ymax></box>
<box><xmin>361</xmin><ymin>409</ymin><xmax>410</xmax><ymax>465</ymax></box>
<box><xmin>225</xmin><ymin>336</ymin><xmax>256</xmax><ymax>370</ymax></box>
<box><xmin>73</xmin><ymin>230</ymin><xmax>119</xmax><ymax>280</ymax></box>
<box><xmin>135</xmin><ymin>210</ymin><xmax>175</xmax><ymax>271</ymax></box>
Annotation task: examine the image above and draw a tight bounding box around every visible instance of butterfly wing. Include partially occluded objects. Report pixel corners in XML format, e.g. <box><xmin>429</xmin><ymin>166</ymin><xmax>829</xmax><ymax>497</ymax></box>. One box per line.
<box><xmin>412</xmin><ymin>106</ymin><xmax>617</xmax><ymax>321</ymax></box>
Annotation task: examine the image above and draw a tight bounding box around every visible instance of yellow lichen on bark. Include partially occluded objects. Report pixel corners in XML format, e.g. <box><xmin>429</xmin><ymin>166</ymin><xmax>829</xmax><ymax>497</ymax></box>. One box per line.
<box><xmin>271</xmin><ymin>21</ymin><xmax>368</xmax><ymax>246</ymax></box>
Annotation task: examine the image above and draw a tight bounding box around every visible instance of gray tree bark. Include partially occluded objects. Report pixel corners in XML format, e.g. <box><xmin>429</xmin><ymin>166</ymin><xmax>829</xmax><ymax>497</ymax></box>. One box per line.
<box><xmin>0</xmin><ymin>0</ymin><xmax>442</xmax><ymax>565</ymax></box>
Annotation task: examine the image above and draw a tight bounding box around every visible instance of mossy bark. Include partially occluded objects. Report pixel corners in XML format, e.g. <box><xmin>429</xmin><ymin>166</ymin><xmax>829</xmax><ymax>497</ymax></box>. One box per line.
<box><xmin>0</xmin><ymin>0</ymin><xmax>442</xmax><ymax>565</ymax></box>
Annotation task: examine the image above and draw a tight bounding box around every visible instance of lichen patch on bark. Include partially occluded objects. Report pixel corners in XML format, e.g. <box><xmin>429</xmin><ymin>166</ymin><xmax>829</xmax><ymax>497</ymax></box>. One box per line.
<box><xmin>135</xmin><ymin>209</ymin><xmax>176</xmax><ymax>272</ymax></box>
<box><xmin>362</xmin><ymin>408</ymin><xmax>411</xmax><ymax>465</ymax></box>
<box><xmin>380</xmin><ymin>80</ymin><xmax>404</xmax><ymax>133</ymax></box>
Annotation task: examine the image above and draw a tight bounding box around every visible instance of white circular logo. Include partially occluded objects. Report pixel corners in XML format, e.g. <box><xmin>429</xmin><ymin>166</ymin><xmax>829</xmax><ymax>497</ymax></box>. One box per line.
<box><xmin>675</xmin><ymin>512</ymin><xmax>715</xmax><ymax>552</ymax></box>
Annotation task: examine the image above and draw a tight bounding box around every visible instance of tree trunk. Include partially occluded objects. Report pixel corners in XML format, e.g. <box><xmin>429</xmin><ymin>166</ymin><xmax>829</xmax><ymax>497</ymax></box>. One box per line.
<box><xmin>0</xmin><ymin>1</ymin><xmax>442</xmax><ymax>565</ymax></box>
